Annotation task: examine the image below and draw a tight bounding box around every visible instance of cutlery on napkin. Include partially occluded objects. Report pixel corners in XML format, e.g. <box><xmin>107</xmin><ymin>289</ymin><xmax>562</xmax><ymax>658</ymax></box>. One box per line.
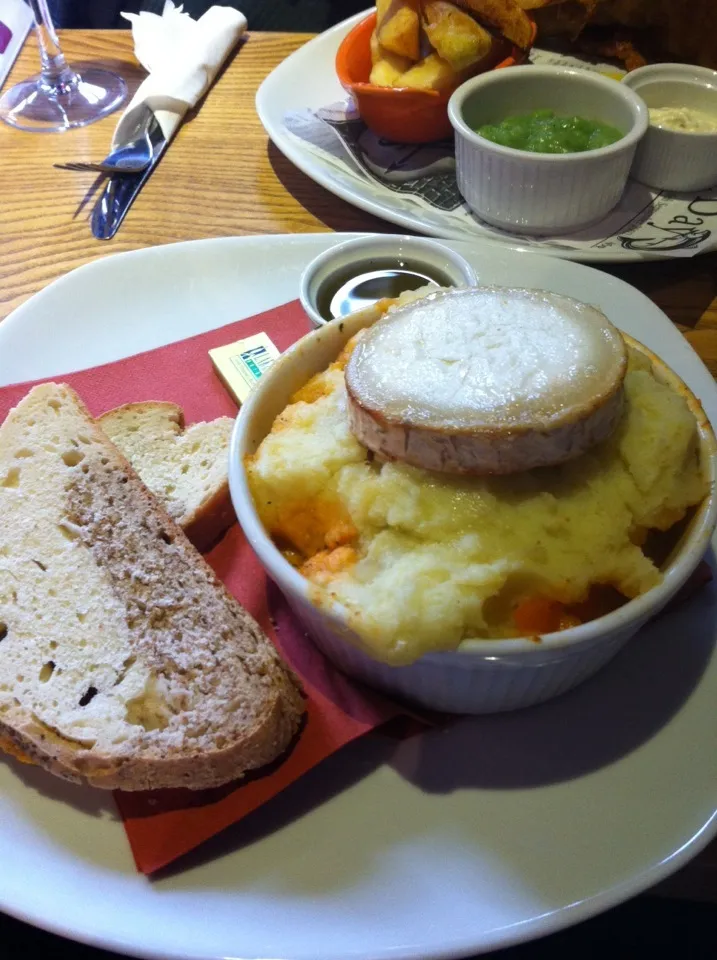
<box><xmin>91</xmin><ymin>1</ymin><xmax>247</xmax><ymax>240</ymax></box>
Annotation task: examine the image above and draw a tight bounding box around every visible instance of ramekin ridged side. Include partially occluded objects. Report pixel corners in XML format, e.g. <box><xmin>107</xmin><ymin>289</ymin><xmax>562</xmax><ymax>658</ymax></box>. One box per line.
<box><xmin>448</xmin><ymin>66</ymin><xmax>649</xmax><ymax>235</ymax></box>
<box><xmin>229</xmin><ymin>301</ymin><xmax>717</xmax><ymax>715</ymax></box>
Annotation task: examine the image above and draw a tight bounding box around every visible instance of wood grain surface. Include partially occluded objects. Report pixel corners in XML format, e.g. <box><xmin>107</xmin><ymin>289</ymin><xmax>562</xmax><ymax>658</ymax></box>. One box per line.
<box><xmin>0</xmin><ymin>30</ymin><xmax>393</xmax><ymax>321</ymax></box>
<box><xmin>0</xmin><ymin>28</ymin><xmax>716</xmax><ymax>909</ymax></box>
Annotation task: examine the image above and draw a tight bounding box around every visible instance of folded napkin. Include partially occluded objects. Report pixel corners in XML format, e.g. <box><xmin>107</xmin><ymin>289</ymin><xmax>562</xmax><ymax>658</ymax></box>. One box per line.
<box><xmin>113</xmin><ymin>1</ymin><xmax>247</xmax><ymax>148</ymax></box>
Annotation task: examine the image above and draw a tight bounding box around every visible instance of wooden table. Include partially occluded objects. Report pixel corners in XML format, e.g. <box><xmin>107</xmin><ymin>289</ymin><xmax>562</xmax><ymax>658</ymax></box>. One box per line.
<box><xmin>0</xmin><ymin>27</ymin><xmax>716</xmax><ymax>942</ymax></box>
<box><xmin>0</xmin><ymin>29</ymin><xmax>395</xmax><ymax>322</ymax></box>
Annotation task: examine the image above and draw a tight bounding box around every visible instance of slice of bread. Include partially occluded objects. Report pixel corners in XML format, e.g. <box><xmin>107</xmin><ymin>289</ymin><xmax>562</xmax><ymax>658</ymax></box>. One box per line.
<box><xmin>345</xmin><ymin>286</ymin><xmax>627</xmax><ymax>475</ymax></box>
<box><xmin>98</xmin><ymin>402</ymin><xmax>234</xmax><ymax>551</ymax></box>
<box><xmin>0</xmin><ymin>384</ymin><xmax>304</xmax><ymax>791</ymax></box>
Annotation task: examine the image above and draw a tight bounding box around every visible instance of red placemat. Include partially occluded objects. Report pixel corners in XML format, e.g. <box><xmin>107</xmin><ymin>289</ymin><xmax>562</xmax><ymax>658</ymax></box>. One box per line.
<box><xmin>0</xmin><ymin>300</ymin><xmax>416</xmax><ymax>874</ymax></box>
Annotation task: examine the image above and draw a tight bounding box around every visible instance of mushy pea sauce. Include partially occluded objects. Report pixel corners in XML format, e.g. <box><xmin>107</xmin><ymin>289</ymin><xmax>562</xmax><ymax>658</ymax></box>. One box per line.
<box><xmin>477</xmin><ymin>109</ymin><xmax>623</xmax><ymax>153</ymax></box>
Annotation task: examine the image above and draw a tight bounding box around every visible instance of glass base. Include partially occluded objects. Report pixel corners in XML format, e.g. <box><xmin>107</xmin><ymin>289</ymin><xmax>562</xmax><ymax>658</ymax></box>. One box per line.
<box><xmin>0</xmin><ymin>66</ymin><xmax>127</xmax><ymax>132</ymax></box>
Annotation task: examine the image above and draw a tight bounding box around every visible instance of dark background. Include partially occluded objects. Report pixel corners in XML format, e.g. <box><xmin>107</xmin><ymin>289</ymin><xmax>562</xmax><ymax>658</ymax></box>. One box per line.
<box><xmin>3</xmin><ymin>896</ymin><xmax>716</xmax><ymax>958</ymax></box>
<box><xmin>48</xmin><ymin>0</ymin><xmax>370</xmax><ymax>32</ymax></box>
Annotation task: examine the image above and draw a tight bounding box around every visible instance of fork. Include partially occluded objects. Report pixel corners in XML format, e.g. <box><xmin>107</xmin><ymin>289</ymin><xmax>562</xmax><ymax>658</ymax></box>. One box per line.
<box><xmin>54</xmin><ymin>136</ymin><xmax>153</xmax><ymax>175</ymax></box>
<box><xmin>54</xmin><ymin>105</ymin><xmax>155</xmax><ymax>175</ymax></box>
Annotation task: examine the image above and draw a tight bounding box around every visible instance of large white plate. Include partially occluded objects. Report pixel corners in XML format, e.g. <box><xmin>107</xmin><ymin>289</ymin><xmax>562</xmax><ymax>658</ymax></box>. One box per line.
<box><xmin>256</xmin><ymin>13</ymin><xmax>717</xmax><ymax>264</ymax></box>
<box><xmin>1</xmin><ymin>234</ymin><xmax>716</xmax><ymax>960</ymax></box>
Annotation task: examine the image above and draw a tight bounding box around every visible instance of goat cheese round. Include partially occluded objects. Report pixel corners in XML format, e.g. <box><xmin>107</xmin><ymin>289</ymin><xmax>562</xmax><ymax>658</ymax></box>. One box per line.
<box><xmin>344</xmin><ymin>286</ymin><xmax>628</xmax><ymax>474</ymax></box>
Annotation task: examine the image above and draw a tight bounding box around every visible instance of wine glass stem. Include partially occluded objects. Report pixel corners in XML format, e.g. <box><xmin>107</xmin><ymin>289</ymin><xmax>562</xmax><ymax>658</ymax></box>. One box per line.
<box><xmin>29</xmin><ymin>0</ymin><xmax>75</xmax><ymax>83</ymax></box>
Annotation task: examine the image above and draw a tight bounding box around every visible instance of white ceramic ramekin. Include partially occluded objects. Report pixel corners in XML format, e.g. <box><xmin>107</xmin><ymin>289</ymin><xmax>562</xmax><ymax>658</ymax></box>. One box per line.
<box><xmin>299</xmin><ymin>234</ymin><xmax>477</xmax><ymax>328</ymax></box>
<box><xmin>448</xmin><ymin>66</ymin><xmax>649</xmax><ymax>235</ymax></box>
<box><xmin>229</xmin><ymin>305</ymin><xmax>717</xmax><ymax>714</ymax></box>
<box><xmin>622</xmin><ymin>64</ymin><xmax>717</xmax><ymax>192</ymax></box>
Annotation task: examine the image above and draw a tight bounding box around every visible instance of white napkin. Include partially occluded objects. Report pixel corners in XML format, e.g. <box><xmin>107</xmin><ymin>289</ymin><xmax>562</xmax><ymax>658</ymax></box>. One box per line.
<box><xmin>113</xmin><ymin>1</ymin><xmax>247</xmax><ymax>149</ymax></box>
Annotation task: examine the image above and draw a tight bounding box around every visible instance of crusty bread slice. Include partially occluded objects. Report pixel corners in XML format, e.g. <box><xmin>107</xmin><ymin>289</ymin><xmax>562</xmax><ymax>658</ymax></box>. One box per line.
<box><xmin>0</xmin><ymin>384</ymin><xmax>304</xmax><ymax>791</ymax></box>
<box><xmin>98</xmin><ymin>402</ymin><xmax>234</xmax><ymax>552</ymax></box>
<box><xmin>345</xmin><ymin>286</ymin><xmax>627</xmax><ymax>475</ymax></box>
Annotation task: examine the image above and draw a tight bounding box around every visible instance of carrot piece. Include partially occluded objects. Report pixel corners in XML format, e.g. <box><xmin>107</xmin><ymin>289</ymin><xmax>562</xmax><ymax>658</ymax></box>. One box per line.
<box><xmin>513</xmin><ymin>597</ymin><xmax>564</xmax><ymax>635</ymax></box>
<box><xmin>513</xmin><ymin>597</ymin><xmax>581</xmax><ymax>636</ymax></box>
<box><xmin>272</xmin><ymin>499</ymin><xmax>357</xmax><ymax>558</ymax></box>
<box><xmin>301</xmin><ymin>546</ymin><xmax>357</xmax><ymax>584</ymax></box>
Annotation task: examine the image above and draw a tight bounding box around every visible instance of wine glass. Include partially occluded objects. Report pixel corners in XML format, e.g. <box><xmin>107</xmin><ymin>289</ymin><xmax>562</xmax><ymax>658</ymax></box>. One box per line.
<box><xmin>0</xmin><ymin>0</ymin><xmax>127</xmax><ymax>132</ymax></box>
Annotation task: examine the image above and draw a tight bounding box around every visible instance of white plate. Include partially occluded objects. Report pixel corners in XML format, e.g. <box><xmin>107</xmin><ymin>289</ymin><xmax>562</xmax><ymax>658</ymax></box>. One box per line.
<box><xmin>1</xmin><ymin>234</ymin><xmax>717</xmax><ymax>960</ymax></box>
<box><xmin>256</xmin><ymin>13</ymin><xmax>717</xmax><ymax>264</ymax></box>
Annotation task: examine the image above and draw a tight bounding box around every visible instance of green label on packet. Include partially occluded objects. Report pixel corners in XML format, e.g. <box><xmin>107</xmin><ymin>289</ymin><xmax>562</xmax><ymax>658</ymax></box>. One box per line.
<box><xmin>209</xmin><ymin>332</ymin><xmax>280</xmax><ymax>405</ymax></box>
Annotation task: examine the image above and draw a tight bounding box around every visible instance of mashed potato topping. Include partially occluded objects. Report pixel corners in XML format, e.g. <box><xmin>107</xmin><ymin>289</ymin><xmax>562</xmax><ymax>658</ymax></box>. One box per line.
<box><xmin>247</xmin><ymin>339</ymin><xmax>708</xmax><ymax>665</ymax></box>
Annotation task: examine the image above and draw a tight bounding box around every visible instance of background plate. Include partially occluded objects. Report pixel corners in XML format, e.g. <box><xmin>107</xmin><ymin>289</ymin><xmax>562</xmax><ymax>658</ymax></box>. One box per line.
<box><xmin>256</xmin><ymin>12</ymin><xmax>717</xmax><ymax>264</ymax></box>
<box><xmin>0</xmin><ymin>234</ymin><xmax>716</xmax><ymax>960</ymax></box>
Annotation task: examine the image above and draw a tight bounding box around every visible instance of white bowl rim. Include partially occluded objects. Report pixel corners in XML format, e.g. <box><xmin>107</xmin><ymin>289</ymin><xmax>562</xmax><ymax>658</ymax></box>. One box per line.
<box><xmin>622</xmin><ymin>62</ymin><xmax>717</xmax><ymax>87</ymax></box>
<box><xmin>448</xmin><ymin>64</ymin><xmax>649</xmax><ymax>162</ymax></box>
<box><xmin>621</xmin><ymin>63</ymin><xmax>717</xmax><ymax>139</ymax></box>
<box><xmin>229</xmin><ymin>299</ymin><xmax>717</xmax><ymax>662</ymax></box>
<box><xmin>298</xmin><ymin>234</ymin><xmax>479</xmax><ymax>328</ymax></box>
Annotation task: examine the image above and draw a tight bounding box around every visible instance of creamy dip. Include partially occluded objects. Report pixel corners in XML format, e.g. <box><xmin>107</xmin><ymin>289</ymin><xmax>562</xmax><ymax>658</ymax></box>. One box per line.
<box><xmin>649</xmin><ymin>105</ymin><xmax>717</xmax><ymax>133</ymax></box>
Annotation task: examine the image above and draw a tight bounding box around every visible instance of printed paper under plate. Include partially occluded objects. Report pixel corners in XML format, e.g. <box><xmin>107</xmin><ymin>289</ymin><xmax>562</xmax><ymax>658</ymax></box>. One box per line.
<box><xmin>283</xmin><ymin>49</ymin><xmax>717</xmax><ymax>258</ymax></box>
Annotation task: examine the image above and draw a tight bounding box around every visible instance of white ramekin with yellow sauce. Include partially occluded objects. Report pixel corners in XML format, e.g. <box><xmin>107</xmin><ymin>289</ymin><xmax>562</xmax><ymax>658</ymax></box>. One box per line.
<box><xmin>229</xmin><ymin>302</ymin><xmax>717</xmax><ymax>714</ymax></box>
<box><xmin>622</xmin><ymin>64</ymin><xmax>717</xmax><ymax>192</ymax></box>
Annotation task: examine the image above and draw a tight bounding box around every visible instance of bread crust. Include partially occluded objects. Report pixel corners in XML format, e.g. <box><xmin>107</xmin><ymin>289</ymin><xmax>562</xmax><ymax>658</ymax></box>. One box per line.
<box><xmin>98</xmin><ymin>401</ymin><xmax>236</xmax><ymax>552</ymax></box>
<box><xmin>182</xmin><ymin>480</ymin><xmax>236</xmax><ymax>553</ymax></box>
<box><xmin>100</xmin><ymin>400</ymin><xmax>185</xmax><ymax>424</ymax></box>
<box><xmin>0</xmin><ymin>385</ymin><xmax>304</xmax><ymax>792</ymax></box>
<box><xmin>0</xmin><ymin>679</ymin><xmax>302</xmax><ymax>792</ymax></box>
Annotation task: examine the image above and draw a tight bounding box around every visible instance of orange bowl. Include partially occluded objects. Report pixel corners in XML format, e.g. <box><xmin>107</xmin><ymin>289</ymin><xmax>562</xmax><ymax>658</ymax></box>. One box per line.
<box><xmin>336</xmin><ymin>12</ymin><xmax>536</xmax><ymax>144</ymax></box>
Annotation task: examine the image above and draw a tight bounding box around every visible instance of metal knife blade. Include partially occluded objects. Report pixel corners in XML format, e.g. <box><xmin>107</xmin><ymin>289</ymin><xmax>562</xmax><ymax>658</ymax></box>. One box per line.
<box><xmin>91</xmin><ymin>114</ymin><xmax>167</xmax><ymax>241</ymax></box>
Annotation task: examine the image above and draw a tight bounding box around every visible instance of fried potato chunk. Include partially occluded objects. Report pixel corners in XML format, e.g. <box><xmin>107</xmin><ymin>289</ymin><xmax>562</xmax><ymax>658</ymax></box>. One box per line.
<box><xmin>452</xmin><ymin>0</ymin><xmax>534</xmax><ymax>47</ymax></box>
<box><xmin>368</xmin><ymin>0</ymin><xmax>535</xmax><ymax>91</ymax></box>
<box><xmin>423</xmin><ymin>0</ymin><xmax>494</xmax><ymax>71</ymax></box>
<box><xmin>370</xmin><ymin>31</ymin><xmax>414</xmax><ymax>85</ymax></box>
<box><xmin>398</xmin><ymin>51</ymin><xmax>461</xmax><ymax>90</ymax></box>
<box><xmin>377</xmin><ymin>0</ymin><xmax>422</xmax><ymax>60</ymax></box>
<box><xmin>370</xmin><ymin>53</ymin><xmax>416</xmax><ymax>85</ymax></box>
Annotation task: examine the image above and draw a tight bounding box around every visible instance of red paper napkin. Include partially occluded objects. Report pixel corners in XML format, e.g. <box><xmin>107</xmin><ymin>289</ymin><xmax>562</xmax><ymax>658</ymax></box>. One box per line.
<box><xmin>0</xmin><ymin>300</ymin><xmax>414</xmax><ymax>874</ymax></box>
